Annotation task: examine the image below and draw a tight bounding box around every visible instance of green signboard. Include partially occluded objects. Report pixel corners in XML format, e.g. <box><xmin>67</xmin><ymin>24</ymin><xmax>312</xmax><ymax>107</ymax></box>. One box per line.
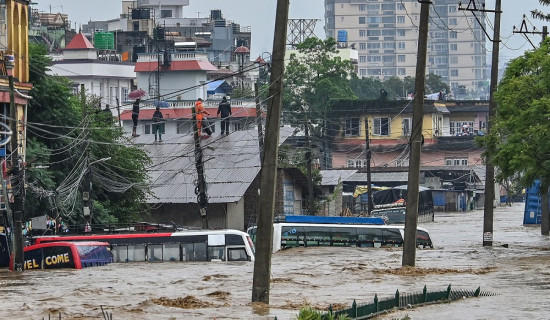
<box><xmin>94</xmin><ymin>32</ymin><xmax>115</xmax><ymax>50</ymax></box>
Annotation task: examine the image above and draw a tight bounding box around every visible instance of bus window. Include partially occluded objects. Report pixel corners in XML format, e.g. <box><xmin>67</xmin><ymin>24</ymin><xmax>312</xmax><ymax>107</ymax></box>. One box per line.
<box><xmin>330</xmin><ymin>227</ymin><xmax>357</xmax><ymax>247</ymax></box>
<box><xmin>127</xmin><ymin>245</ymin><xmax>146</xmax><ymax>262</ymax></box>
<box><xmin>148</xmin><ymin>244</ymin><xmax>163</xmax><ymax>262</ymax></box>
<box><xmin>303</xmin><ymin>226</ymin><xmax>332</xmax><ymax>247</ymax></box>
<box><xmin>281</xmin><ymin>226</ymin><xmax>304</xmax><ymax>249</ymax></box>
<box><xmin>163</xmin><ymin>244</ymin><xmax>180</xmax><ymax>261</ymax></box>
<box><xmin>227</xmin><ymin>247</ymin><xmax>248</xmax><ymax>261</ymax></box>
<box><xmin>247</xmin><ymin>227</ymin><xmax>257</xmax><ymax>243</ymax></box>
<box><xmin>184</xmin><ymin>242</ymin><xmax>207</xmax><ymax>261</ymax></box>
<box><xmin>226</xmin><ymin>234</ymin><xmax>246</xmax><ymax>246</ymax></box>
<box><xmin>208</xmin><ymin>246</ymin><xmax>225</xmax><ymax>261</ymax></box>
<box><xmin>112</xmin><ymin>245</ymin><xmax>127</xmax><ymax>262</ymax></box>
<box><xmin>382</xmin><ymin>229</ymin><xmax>403</xmax><ymax>247</ymax></box>
<box><xmin>357</xmin><ymin>228</ymin><xmax>383</xmax><ymax>247</ymax></box>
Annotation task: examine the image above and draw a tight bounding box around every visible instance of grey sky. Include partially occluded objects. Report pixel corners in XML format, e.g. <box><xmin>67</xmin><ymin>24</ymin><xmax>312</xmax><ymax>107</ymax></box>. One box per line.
<box><xmin>35</xmin><ymin>0</ymin><xmax>550</xmax><ymax>67</ymax></box>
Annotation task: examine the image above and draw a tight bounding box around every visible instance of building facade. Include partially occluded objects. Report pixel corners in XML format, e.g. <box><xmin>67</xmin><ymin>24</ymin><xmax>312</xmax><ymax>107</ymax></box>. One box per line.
<box><xmin>324</xmin><ymin>0</ymin><xmax>489</xmax><ymax>99</ymax></box>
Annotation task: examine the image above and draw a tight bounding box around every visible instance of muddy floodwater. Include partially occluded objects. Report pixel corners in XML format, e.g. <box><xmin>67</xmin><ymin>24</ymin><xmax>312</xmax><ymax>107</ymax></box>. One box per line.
<box><xmin>1</xmin><ymin>203</ymin><xmax>549</xmax><ymax>319</ymax></box>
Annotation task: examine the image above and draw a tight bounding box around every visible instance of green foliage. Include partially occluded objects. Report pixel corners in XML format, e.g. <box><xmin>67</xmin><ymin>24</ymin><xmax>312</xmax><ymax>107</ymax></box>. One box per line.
<box><xmin>230</xmin><ymin>85</ymin><xmax>254</xmax><ymax>99</ymax></box>
<box><xmin>283</xmin><ymin>37</ymin><xmax>357</xmax><ymax>128</ymax></box>
<box><xmin>295</xmin><ymin>306</ymin><xmax>351</xmax><ymax>320</ymax></box>
<box><xmin>26</xmin><ymin>42</ymin><xmax>151</xmax><ymax>224</ymax></box>
<box><xmin>350</xmin><ymin>74</ymin><xmax>447</xmax><ymax>100</ymax></box>
<box><xmin>482</xmin><ymin>39</ymin><xmax>550</xmax><ymax>189</ymax></box>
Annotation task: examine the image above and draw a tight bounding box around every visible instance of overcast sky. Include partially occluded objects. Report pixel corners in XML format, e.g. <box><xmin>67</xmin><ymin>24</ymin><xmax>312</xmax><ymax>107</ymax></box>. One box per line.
<box><xmin>35</xmin><ymin>0</ymin><xmax>550</xmax><ymax>67</ymax></box>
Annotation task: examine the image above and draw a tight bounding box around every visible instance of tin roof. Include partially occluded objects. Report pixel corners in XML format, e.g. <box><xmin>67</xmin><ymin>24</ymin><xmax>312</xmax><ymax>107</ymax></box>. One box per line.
<box><xmin>133</xmin><ymin>127</ymin><xmax>294</xmax><ymax>204</ymax></box>
<box><xmin>320</xmin><ymin>170</ymin><xmax>358</xmax><ymax>186</ymax></box>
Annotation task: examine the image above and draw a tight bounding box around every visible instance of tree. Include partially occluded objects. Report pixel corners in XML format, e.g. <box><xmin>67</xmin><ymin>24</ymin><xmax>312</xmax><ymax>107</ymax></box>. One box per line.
<box><xmin>483</xmin><ymin>39</ymin><xmax>550</xmax><ymax>234</ymax></box>
<box><xmin>425</xmin><ymin>73</ymin><xmax>450</xmax><ymax>94</ymax></box>
<box><xmin>283</xmin><ymin>38</ymin><xmax>357</xmax><ymax>169</ymax></box>
<box><xmin>531</xmin><ymin>0</ymin><xmax>550</xmax><ymax>21</ymax></box>
<box><xmin>26</xmin><ymin>43</ymin><xmax>151</xmax><ymax>225</ymax></box>
<box><xmin>283</xmin><ymin>37</ymin><xmax>357</xmax><ymax>126</ymax></box>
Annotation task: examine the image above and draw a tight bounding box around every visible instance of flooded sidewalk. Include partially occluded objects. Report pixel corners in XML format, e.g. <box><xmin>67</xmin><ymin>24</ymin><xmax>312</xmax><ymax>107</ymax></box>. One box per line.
<box><xmin>1</xmin><ymin>203</ymin><xmax>548</xmax><ymax>319</ymax></box>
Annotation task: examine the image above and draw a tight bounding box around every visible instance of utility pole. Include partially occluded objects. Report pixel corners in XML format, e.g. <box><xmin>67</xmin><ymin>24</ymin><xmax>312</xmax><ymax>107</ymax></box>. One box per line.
<box><xmin>252</xmin><ymin>0</ymin><xmax>289</xmax><ymax>304</ymax></box>
<box><xmin>7</xmin><ymin>56</ymin><xmax>23</xmax><ymax>272</ymax></box>
<box><xmin>254</xmin><ymin>83</ymin><xmax>264</xmax><ymax>161</ymax></box>
<box><xmin>513</xmin><ymin>16</ymin><xmax>547</xmax><ymax>49</ymax></box>
<box><xmin>402</xmin><ymin>0</ymin><xmax>430</xmax><ymax>267</ymax></box>
<box><xmin>461</xmin><ymin>0</ymin><xmax>501</xmax><ymax>247</ymax></box>
<box><xmin>192</xmin><ymin>105</ymin><xmax>208</xmax><ymax>229</ymax></box>
<box><xmin>365</xmin><ymin>118</ymin><xmax>373</xmax><ymax>214</ymax></box>
<box><xmin>81</xmin><ymin>84</ymin><xmax>92</xmax><ymax>232</ymax></box>
<box><xmin>116</xmin><ymin>97</ymin><xmax>122</xmax><ymax>127</ymax></box>
<box><xmin>305</xmin><ymin>118</ymin><xmax>314</xmax><ymax>214</ymax></box>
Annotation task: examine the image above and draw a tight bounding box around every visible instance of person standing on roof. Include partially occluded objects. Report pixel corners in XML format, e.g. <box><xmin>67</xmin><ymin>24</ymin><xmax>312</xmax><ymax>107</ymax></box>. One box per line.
<box><xmin>152</xmin><ymin>106</ymin><xmax>164</xmax><ymax>142</ymax></box>
<box><xmin>217</xmin><ymin>96</ymin><xmax>232</xmax><ymax>135</ymax></box>
<box><xmin>131</xmin><ymin>98</ymin><xmax>141</xmax><ymax>137</ymax></box>
<box><xmin>194</xmin><ymin>98</ymin><xmax>210</xmax><ymax>136</ymax></box>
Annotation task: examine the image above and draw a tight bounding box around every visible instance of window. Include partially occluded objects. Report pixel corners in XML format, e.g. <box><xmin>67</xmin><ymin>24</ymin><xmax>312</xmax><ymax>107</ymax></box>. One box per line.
<box><xmin>367</xmin><ymin>56</ymin><xmax>381</xmax><ymax>62</ymax></box>
<box><xmin>445</xmin><ymin>158</ymin><xmax>468</xmax><ymax>166</ymax></box>
<box><xmin>359</xmin><ymin>55</ymin><xmax>366</xmax><ymax>63</ymax></box>
<box><xmin>449</xmin><ymin>31</ymin><xmax>457</xmax><ymax>38</ymax></box>
<box><xmin>122</xmin><ymin>88</ymin><xmax>129</xmax><ymax>102</ymax></box>
<box><xmin>359</xmin><ymin>42</ymin><xmax>366</xmax><ymax>50</ymax></box>
<box><xmin>449</xmin><ymin>5</ymin><xmax>457</xmax><ymax>13</ymax></box>
<box><xmin>449</xmin><ymin>18</ymin><xmax>457</xmax><ymax>25</ymax></box>
<box><xmin>373</xmin><ymin>117</ymin><xmax>390</xmax><ymax>136</ymax></box>
<box><xmin>382</xmin><ymin>56</ymin><xmax>394</xmax><ymax>63</ymax></box>
<box><xmin>367</xmin><ymin>4</ymin><xmax>380</xmax><ymax>11</ymax></box>
<box><xmin>359</xmin><ymin>30</ymin><xmax>366</xmax><ymax>37</ymax></box>
<box><xmin>359</xmin><ymin>69</ymin><xmax>367</xmax><ymax>77</ymax></box>
<box><xmin>451</xmin><ymin>69</ymin><xmax>458</xmax><ymax>77</ymax></box>
<box><xmin>367</xmin><ymin>43</ymin><xmax>380</xmax><ymax>49</ymax></box>
<box><xmin>402</xmin><ymin>118</ymin><xmax>411</xmax><ymax>136</ymax></box>
<box><xmin>398</xmin><ymin>68</ymin><xmax>406</xmax><ymax>75</ymax></box>
<box><xmin>368</xmin><ymin>17</ymin><xmax>381</xmax><ymax>23</ymax></box>
<box><xmin>359</xmin><ymin>4</ymin><xmax>366</xmax><ymax>11</ymax></box>
<box><xmin>347</xmin><ymin>159</ymin><xmax>366</xmax><ymax>168</ymax></box>
<box><xmin>397</xmin><ymin>16</ymin><xmax>405</xmax><ymax>23</ymax></box>
<box><xmin>398</xmin><ymin>55</ymin><xmax>405</xmax><ymax>62</ymax></box>
<box><xmin>450</xmin><ymin>121</ymin><xmax>474</xmax><ymax>135</ymax></box>
<box><xmin>381</xmin><ymin>3</ymin><xmax>395</xmax><ymax>10</ymax></box>
<box><xmin>367</xmin><ymin>30</ymin><xmax>380</xmax><ymax>36</ymax></box>
<box><xmin>161</xmin><ymin>10</ymin><xmax>172</xmax><ymax>18</ymax></box>
<box><xmin>450</xmin><ymin>43</ymin><xmax>458</xmax><ymax>51</ymax></box>
<box><xmin>345</xmin><ymin>118</ymin><xmax>360</xmax><ymax>136</ymax></box>
<box><xmin>398</xmin><ymin>42</ymin><xmax>406</xmax><ymax>49</ymax></box>
<box><xmin>397</xmin><ymin>29</ymin><xmax>406</xmax><ymax>36</ymax></box>
<box><xmin>450</xmin><ymin>56</ymin><xmax>458</xmax><ymax>64</ymax></box>
<box><xmin>359</xmin><ymin>17</ymin><xmax>366</xmax><ymax>24</ymax></box>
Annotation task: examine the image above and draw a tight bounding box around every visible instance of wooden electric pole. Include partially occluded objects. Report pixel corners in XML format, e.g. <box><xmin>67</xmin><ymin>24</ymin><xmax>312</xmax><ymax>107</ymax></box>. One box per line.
<box><xmin>252</xmin><ymin>0</ymin><xmax>289</xmax><ymax>304</ymax></box>
<box><xmin>8</xmin><ymin>61</ymin><xmax>24</xmax><ymax>272</ymax></box>
<box><xmin>365</xmin><ymin>118</ymin><xmax>373</xmax><ymax>214</ymax></box>
<box><xmin>402</xmin><ymin>0</ymin><xmax>430</xmax><ymax>267</ymax></box>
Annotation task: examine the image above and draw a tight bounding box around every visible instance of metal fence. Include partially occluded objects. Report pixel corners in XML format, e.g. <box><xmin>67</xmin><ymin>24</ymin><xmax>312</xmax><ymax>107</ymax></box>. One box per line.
<box><xmin>323</xmin><ymin>285</ymin><xmax>496</xmax><ymax>319</ymax></box>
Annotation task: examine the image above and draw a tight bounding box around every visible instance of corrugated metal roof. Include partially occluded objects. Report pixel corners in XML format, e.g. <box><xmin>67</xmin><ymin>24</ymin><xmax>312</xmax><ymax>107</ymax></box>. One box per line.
<box><xmin>320</xmin><ymin>170</ymin><xmax>357</xmax><ymax>186</ymax></box>
<box><xmin>347</xmin><ymin>172</ymin><xmax>409</xmax><ymax>183</ymax></box>
<box><xmin>132</xmin><ymin>127</ymin><xmax>294</xmax><ymax>204</ymax></box>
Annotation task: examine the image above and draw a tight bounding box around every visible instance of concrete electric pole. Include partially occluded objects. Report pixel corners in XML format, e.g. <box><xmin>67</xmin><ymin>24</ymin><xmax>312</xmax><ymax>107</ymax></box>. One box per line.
<box><xmin>402</xmin><ymin>0</ymin><xmax>430</xmax><ymax>267</ymax></box>
<box><xmin>252</xmin><ymin>0</ymin><xmax>289</xmax><ymax>304</ymax></box>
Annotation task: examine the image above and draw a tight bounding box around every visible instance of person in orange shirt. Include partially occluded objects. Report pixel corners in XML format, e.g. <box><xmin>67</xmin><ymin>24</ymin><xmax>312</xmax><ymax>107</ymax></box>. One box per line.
<box><xmin>194</xmin><ymin>98</ymin><xmax>210</xmax><ymax>136</ymax></box>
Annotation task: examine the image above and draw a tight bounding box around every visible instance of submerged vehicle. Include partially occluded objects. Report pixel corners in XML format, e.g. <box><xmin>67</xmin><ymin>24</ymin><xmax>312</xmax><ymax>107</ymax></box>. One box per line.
<box><xmin>33</xmin><ymin>229</ymin><xmax>255</xmax><ymax>263</ymax></box>
<box><xmin>248</xmin><ymin>217</ymin><xmax>433</xmax><ymax>253</ymax></box>
<box><xmin>9</xmin><ymin>241</ymin><xmax>112</xmax><ymax>270</ymax></box>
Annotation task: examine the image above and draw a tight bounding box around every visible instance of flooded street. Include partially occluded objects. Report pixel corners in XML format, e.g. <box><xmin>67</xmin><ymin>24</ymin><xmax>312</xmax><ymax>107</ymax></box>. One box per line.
<box><xmin>1</xmin><ymin>203</ymin><xmax>549</xmax><ymax>319</ymax></box>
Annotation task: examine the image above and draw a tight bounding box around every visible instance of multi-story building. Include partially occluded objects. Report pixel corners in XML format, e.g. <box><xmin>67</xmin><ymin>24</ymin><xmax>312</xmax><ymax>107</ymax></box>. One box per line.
<box><xmin>324</xmin><ymin>0</ymin><xmax>489</xmax><ymax>99</ymax></box>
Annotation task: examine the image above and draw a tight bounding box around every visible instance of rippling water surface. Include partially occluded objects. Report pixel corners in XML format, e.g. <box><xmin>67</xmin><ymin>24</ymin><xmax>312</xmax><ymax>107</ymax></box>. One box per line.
<box><xmin>1</xmin><ymin>203</ymin><xmax>548</xmax><ymax>320</ymax></box>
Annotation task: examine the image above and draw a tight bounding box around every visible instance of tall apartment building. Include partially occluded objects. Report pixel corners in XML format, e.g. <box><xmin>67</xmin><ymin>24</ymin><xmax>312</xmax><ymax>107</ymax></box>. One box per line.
<box><xmin>324</xmin><ymin>0</ymin><xmax>489</xmax><ymax>99</ymax></box>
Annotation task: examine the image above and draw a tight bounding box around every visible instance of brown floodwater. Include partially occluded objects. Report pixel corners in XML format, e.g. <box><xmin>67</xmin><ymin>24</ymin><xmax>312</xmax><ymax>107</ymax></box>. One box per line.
<box><xmin>1</xmin><ymin>203</ymin><xmax>548</xmax><ymax>320</ymax></box>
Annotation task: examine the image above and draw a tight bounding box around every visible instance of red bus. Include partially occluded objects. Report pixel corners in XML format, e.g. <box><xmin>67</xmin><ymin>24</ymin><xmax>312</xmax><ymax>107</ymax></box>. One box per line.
<box><xmin>10</xmin><ymin>241</ymin><xmax>113</xmax><ymax>270</ymax></box>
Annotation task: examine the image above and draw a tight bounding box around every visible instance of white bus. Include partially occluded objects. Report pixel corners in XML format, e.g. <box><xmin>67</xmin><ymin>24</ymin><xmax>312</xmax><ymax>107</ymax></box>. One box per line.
<box><xmin>247</xmin><ymin>223</ymin><xmax>433</xmax><ymax>253</ymax></box>
<box><xmin>34</xmin><ymin>229</ymin><xmax>255</xmax><ymax>263</ymax></box>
